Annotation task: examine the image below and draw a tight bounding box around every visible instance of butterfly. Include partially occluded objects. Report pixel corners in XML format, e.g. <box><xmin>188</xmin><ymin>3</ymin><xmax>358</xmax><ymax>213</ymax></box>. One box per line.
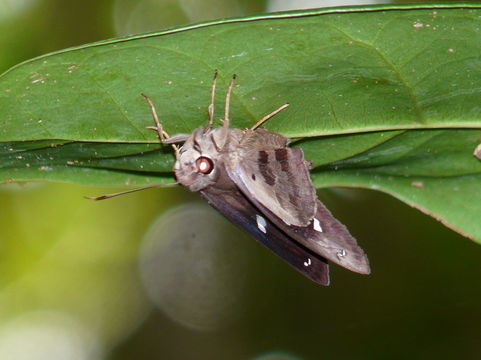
<box><xmin>90</xmin><ymin>72</ymin><xmax>370</xmax><ymax>285</ymax></box>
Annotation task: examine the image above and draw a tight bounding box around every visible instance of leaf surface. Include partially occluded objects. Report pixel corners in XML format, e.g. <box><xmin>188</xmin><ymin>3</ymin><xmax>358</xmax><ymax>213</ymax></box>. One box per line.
<box><xmin>1</xmin><ymin>4</ymin><xmax>481</xmax><ymax>240</ymax></box>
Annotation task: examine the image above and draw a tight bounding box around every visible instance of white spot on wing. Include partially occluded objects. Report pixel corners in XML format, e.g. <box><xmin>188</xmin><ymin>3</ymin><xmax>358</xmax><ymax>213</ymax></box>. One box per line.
<box><xmin>337</xmin><ymin>249</ymin><xmax>347</xmax><ymax>259</ymax></box>
<box><xmin>313</xmin><ymin>218</ymin><xmax>323</xmax><ymax>232</ymax></box>
<box><xmin>303</xmin><ymin>258</ymin><xmax>312</xmax><ymax>267</ymax></box>
<box><xmin>256</xmin><ymin>215</ymin><xmax>267</xmax><ymax>234</ymax></box>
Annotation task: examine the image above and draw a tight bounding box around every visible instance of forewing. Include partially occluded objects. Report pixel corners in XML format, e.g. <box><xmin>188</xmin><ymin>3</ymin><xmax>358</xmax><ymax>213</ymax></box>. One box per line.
<box><xmin>251</xmin><ymin>198</ymin><xmax>370</xmax><ymax>274</ymax></box>
<box><xmin>200</xmin><ymin>187</ymin><xmax>330</xmax><ymax>285</ymax></box>
<box><xmin>229</xmin><ymin>148</ymin><xmax>317</xmax><ymax>227</ymax></box>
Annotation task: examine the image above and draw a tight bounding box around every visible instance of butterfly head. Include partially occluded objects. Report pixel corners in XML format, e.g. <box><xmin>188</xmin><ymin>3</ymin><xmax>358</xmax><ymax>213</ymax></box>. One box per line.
<box><xmin>173</xmin><ymin>127</ymin><xmax>230</xmax><ymax>192</ymax></box>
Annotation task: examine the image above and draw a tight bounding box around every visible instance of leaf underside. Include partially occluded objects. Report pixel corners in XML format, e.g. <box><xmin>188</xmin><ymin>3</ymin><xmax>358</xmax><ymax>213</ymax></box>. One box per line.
<box><xmin>0</xmin><ymin>4</ymin><xmax>480</xmax><ymax>241</ymax></box>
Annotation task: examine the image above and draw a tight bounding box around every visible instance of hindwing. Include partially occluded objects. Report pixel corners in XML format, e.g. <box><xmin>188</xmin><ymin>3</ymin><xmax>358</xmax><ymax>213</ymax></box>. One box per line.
<box><xmin>250</xmin><ymin>197</ymin><xmax>371</xmax><ymax>274</ymax></box>
<box><xmin>200</xmin><ymin>186</ymin><xmax>330</xmax><ymax>285</ymax></box>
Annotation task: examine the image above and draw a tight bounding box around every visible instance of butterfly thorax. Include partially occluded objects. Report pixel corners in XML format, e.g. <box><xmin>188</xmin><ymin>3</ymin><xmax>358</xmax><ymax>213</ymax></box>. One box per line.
<box><xmin>174</xmin><ymin>126</ymin><xmax>290</xmax><ymax>192</ymax></box>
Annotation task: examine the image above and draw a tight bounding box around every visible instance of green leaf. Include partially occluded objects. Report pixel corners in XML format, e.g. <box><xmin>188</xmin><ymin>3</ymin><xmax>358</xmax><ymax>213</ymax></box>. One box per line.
<box><xmin>1</xmin><ymin>4</ymin><xmax>481</xmax><ymax>240</ymax></box>
<box><xmin>307</xmin><ymin>129</ymin><xmax>481</xmax><ymax>242</ymax></box>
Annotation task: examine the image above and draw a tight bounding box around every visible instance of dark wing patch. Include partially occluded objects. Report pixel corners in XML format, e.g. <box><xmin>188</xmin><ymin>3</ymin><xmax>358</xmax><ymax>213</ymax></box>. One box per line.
<box><xmin>258</xmin><ymin>150</ymin><xmax>276</xmax><ymax>186</ymax></box>
<box><xmin>200</xmin><ymin>187</ymin><xmax>330</xmax><ymax>285</ymax></box>
<box><xmin>230</xmin><ymin>148</ymin><xmax>317</xmax><ymax>227</ymax></box>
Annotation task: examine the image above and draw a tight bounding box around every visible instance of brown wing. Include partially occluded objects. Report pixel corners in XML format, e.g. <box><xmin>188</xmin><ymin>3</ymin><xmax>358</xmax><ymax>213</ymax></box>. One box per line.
<box><xmin>228</xmin><ymin>147</ymin><xmax>317</xmax><ymax>227</ymax></box>
<box><xmin>250</xmin><ymin>196</ymin><xmax>371</xmax><ymax>274</ymax></box>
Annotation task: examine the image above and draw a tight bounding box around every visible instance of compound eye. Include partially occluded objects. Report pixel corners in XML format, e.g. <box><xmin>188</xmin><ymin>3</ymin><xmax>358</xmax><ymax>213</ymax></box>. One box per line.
<box><xmin>195</xmin><ymin>156</ymin><xmax>214</xmax><ymax>174</ymax></box>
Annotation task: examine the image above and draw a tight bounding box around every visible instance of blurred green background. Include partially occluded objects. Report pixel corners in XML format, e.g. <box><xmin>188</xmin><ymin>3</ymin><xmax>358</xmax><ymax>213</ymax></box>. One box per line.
<box><xmin>0</xmin><ymin>1</ymin><xmax>480</xmax><ymax>359</ymax></box>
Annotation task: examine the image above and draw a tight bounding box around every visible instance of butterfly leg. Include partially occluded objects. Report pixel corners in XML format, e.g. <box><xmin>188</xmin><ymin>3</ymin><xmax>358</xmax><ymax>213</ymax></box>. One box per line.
<box><xmin>250</xmin><ymin>103</ymin><xmax>290</xmax><ymax>130</ymax></box>
<box><xmin>222</xmin><ymin>74</ymin><xmax>237</xmax><ymax>129</ymax></box>
<box><xmin>206</xmin><ymin>70</ymin><xmax>218</xmax><ymax>130</ymax></box>
<box><xmin>86</xmin><ymin>94</ymin><xmax>180</xmax><ymax>201</ymax></box>
<box><xmin>142</xmin><ymin>93</ymin><xmax>179</xmax><ymax>152</ymax></box>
